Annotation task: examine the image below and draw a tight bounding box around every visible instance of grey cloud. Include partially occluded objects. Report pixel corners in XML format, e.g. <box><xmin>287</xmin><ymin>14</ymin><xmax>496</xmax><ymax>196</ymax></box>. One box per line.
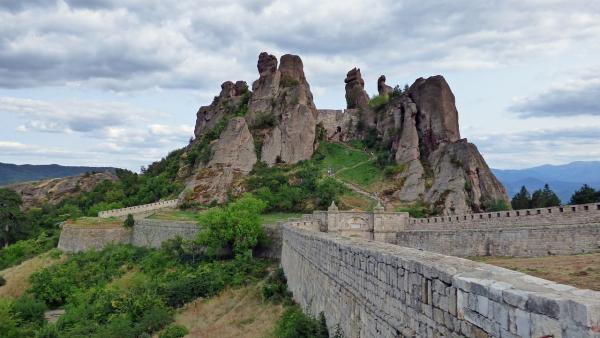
<box><xmin>1</xmin><ymin>0</ymin><xmax>600</xmax><ymax>95</ymax></box>
<box><xmin>511</xmin><ymin>78</ymin><xmax>600</xmax><ymax>117</ymax></box>
<box><xmin>0</xmin><ymin>0</ymin><xmax>55</xmax><ymax>12</ymax></box>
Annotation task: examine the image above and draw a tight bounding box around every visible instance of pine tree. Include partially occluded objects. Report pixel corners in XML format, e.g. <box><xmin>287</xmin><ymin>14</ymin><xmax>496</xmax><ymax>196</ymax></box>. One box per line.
<box><xmin>530</xmin><ymin>184</ymin><xmax>561</xmax><ymax>208</ymax></box>
<box><xmin>511</xmin><ymin>186</ymin><xmax>531</xmax><ymax>210</ymax></box>
<box><xmin>570</xmin><ymin>184</ymin><xmax>600</xmax><ymax>204</ymax></box>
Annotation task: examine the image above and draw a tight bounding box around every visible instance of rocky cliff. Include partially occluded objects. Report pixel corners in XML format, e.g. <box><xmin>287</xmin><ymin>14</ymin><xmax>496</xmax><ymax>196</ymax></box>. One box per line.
<box><xmin>182</xmin><ymin>52</ymin><xmax>508</xmax><ymax>214</ymax></box>
<box><xmin>6</xmin><ymin>171</ymin><xmax>117</xmax><ymax>209</ymax></box>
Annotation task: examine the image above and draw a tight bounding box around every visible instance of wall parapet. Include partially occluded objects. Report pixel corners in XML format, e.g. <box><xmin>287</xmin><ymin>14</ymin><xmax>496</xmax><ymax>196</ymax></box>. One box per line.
<box><xmin>281</xmin><ymin>224</ymin><xmax>600</xmax><ymax>338</ymax></box>
<box><xmin>98</xmin><ymin>199</ymin><xmax>178</xmax><ymax>218</ymax></box>
<box><xmin>408</xmin><ymin>202</ymin><xmax>600</xmax><ymax>230</ymax></box>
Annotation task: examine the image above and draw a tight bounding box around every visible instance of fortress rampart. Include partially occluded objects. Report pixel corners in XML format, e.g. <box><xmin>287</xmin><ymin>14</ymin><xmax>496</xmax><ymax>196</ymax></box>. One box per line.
<box><xmin>281</xmin><ymin>223</ymin><xmax>600</xmax><ymax>338</ymax></box>
<box><xmin>98</xmin><ymin>199</ymin><xmax>178</xmax><ymax>218</ymax></box>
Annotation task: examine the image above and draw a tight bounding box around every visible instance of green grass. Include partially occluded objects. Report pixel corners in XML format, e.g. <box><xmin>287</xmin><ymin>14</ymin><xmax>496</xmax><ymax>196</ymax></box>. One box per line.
<box><xmin>337</xmin><ymin>161</ymin><xmax>383</xmax><ymax>189</ymax></box>
<box><xmin>316</xmin><ymin>142</ymin><xmax>369</xmax><ymax>172</ymax></box>
<box><xmin>259</xmin><ymin>212</ymin><xmax>303</xmax><ymax>225</ymax></box>
<box><xmin>147</xmin><ymin>210</ymin><xmax>201</xmax><ymax>222</ymax></box>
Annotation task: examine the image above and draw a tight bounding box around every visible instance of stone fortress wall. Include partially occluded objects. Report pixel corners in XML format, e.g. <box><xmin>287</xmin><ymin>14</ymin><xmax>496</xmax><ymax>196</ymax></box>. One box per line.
<box><xmin>281</xmin><ymin>223</ymin><xmax>600</xmax><ymax>338</ymax></box>
<box><xmin>98</xmin><ymin>199</ymin><xmax>178</xmax><ymax>218</ymax></box>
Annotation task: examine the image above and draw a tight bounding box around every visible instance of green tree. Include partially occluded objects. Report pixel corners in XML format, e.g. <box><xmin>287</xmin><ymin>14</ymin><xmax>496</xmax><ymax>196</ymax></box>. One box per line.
<box><xmin>124</xmin><ymin>214</ymin><xmax>135</xmax><ymax>228</ymax></box>
<box><xmin>197</xmin><ymin>195</ymin><xmax>267</xmax><ymax>257</ymax></box>
<box><xmin>511</xmin><ymin>186</ymin><xmax>531</xmax><ymax>210</ymax></box>
<box><xmin>0</xmin><ymin>189</ymin><xmax>25</xmax><ymax>247</ymax></box>
<box><xmin>570</xmin><ymin>184</ymin><xmax>600</xmax><ymax>204</ymax></box>
<box><xmin>482</xmin><ymin>199</ymin><xmax>509</xmax><ymax>212</ymax></box>
<box><xmin>530</xmin><ymin>184</ymin><xmax>561</xmax><ymax>208</ymax></box>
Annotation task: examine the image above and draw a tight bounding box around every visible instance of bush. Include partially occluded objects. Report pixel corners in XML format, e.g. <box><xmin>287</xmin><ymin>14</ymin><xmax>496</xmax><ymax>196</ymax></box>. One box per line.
<box><xmin>368</xmin><ymin>94</ymin><xmax>389</xmax><ymax>110</ymax></box>
<box><xmin>263</xmin><ymin>267</ymin><xmax>293</xmax><ymax>305</ymax></box>
<box><xmin>0</xmin><ymin>275</ymin><xmax>5</xmax><ymax>286</ymax></box>
<box><xmin>11</xmin><ymin>295</ymin><xmax>47</xmax><ymax>325</ymax></box>
<box><xmin>159</xmin><ymin>323</ymin><xmax>189</xmax><ymax>338</ymax></box>
<box><xmin>274</xmin><ymin>307</ymin><xmax>330</xmax><ymax>338</ymax></box>
<box><xmin>197</xmin><ymin>195</ymin><xmax>267</xmax><ymax>257</ymax></box>
<box><xmin>124</xmin><ymin>214</ymin><xmax>135</xmax><ymax>228</ymax></box>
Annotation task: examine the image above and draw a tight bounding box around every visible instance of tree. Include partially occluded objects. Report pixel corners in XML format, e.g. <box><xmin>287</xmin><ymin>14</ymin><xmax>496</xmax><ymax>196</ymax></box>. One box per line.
<box><xmin>570</xmin><ymin>184</ymin><xmax>600</xmax><ymax>204</ymax></box>
<box><xmin>0</xmin><ymin>189</ymin><xmax>25</xmax><ymax>247</ymax></box>
<box><xmin>124</xmin><ymin>214</ymin><xmax>135</xmax><ymax>228</ymax></box>
<box><xmin>197</xmin><ymin>195</ymin><xmax>267</xmax><ymax>258</ymax></box>
<box><xmin>530</xmin><ymin>184</ymin><xmax>561</xmax><ymax>208</ymax></box>
<box><xmin>511</xmin><ymin>186</ymin><xmax>531</xmax><ymax>210</ymax></box>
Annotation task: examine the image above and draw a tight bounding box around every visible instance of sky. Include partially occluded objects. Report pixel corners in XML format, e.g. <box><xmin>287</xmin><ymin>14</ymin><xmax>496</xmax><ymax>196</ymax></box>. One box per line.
<box><xmin>0</xmin><ymin>0</ymin><xmax>599</xmax><ymax>171</ymax></box>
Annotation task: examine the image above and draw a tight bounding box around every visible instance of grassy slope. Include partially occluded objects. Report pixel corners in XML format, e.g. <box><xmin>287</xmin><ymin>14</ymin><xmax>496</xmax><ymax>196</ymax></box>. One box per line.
<box><xmin>166</xmin><ymin>282</ymin><xmax>284</xmax><ymax>338</ymax></box>
<box><xmin>0</xmin><ymin>251</ymin><xmax>65</xmax><ymax>299</ymax></box>
<box><xmin>471</xmin><ymin>253</ymin><xmax>600</xmax><ymax>291</ymax></box>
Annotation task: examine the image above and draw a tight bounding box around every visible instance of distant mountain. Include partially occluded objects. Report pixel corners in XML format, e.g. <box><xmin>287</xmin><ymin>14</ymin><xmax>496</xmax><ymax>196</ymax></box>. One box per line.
<box><xmin>493</xmin><ymin>161</ymin><xmax>600</xmax><ymax>204</ymax></box>
<box><xmin>0</xmin><ymin>162</ymin><xmax>117</xmax><ymax>186</ymax></box>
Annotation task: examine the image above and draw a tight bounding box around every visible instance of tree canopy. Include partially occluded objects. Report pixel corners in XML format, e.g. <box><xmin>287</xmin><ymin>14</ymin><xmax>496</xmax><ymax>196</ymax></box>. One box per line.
<box><xmin>570</xmin><ymin>184</ymin><xmax>600</xmax><ymax>204</ymax></box>
<box><xmin>0</xmin><ymin>189</ymin><xmax>25</xmax><ymax>247</ymax></box>
<box><xmin>511</xmin><ymin>184</ymin><xmax>561</xmax><ymax>210</ymax></box>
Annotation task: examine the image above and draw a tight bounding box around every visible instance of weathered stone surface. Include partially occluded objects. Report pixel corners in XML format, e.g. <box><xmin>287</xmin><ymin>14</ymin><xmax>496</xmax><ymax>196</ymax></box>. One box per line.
<box><xmin>248</xmin><ymin>53</ymin><xmax>317</xmax><ymax>165</ymax></box>
<box><xmin>194</xmin><ymin>80</ymin><xmax>249</xmax><ymax>139</ymax></box>
<box><xmin>182</xmin><ymin>117</ymin><xmax>256</xmax><ymax>204</ymax></box>
<box><xmin>281</xmin><ymin>223</ymin><xmax>600</xmax><ymax>338</ymax></box>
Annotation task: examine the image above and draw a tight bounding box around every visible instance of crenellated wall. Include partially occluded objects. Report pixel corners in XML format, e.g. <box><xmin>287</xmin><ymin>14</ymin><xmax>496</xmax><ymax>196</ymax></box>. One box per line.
<box><xmin>98</xmin><ymin>199</ymin><xmax>178</xmax><ymax>218</ymax></box>
<box><xmin>407</xmin><ymin>202</ymin><xmax>600</xmax><ymax>230</ymax></box>
<box><xmin>281</xmin><ymin>224</ymin><xmax>600</xmax><ymax>338</ymax></box>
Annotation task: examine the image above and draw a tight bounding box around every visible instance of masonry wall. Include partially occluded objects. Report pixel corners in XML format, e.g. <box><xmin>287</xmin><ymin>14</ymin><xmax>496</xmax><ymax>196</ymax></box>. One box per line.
<box><xmin>98</xmin><ymin>199</ymin><xmax>178</xmax><ymax>218</ymax></box>
<box><xmin>58</xmin><ymin>225</ymin><xmax>131</xmax><ymax>253</ymax></box>
<box><xmin>131</xmin><ymin>219</ymin><xmax>199</xmax><ymax>248</ymax></box>
<box><xmin>393</xmin><ymin>224</ymin><xmax>600</xmax><ymax>257</ymax></box>
<box><xmin>408</xmin><ymin>202</ymin><xmax>600</xmax><ymax>230</ymax></box>
<box><xmin>281</xmin><ymin>224</ymin><xmax>600</xmax><ymax>338</ymax></box>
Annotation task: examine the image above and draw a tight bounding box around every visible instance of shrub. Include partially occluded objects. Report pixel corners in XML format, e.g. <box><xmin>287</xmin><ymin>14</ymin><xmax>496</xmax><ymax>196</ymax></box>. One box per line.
<box><xmin>263</xmin><ymin>267</ymin><xmax>293</xmax><ymax>305</ymax></box>
<box><xmin>315</xmin><ymin>178</ymin><xmax>347</xmax><ymax>208</ymax></box>
<box><xmin>274</xmin><ymin>307</ymin><xmax>330</xmax><ymax>338</ymax></box>
<box><xmin>124</xmin><ymin>214</ymin><xmax>135</xmax><ymax>228</ymax></box>
<box><xmin>0</xmin><ymin>275</ymin><xmax>5</xmax><ymax>286</ymax></box>
<box><xmin>251</xmin><ymin>113</ymin><xmax>278</xmax><ymax>129</ymax></box>
<box><xmin>11</xmin><ymin>295</ymin><xmax>47</xmax><ymax>325</ymax></box>
<box><xmin>0</xmin><ymin>298</ymin><xmax>21</xmax><ymax>338</ymax></box>
<box><xmin>197</xmin><ymin>195</ymin><xmax>267</xmax><ymax>257</ymax></box>
<box><xmin>482</xmin><ymin>199</ymin><xmax>510</xmax><ymax>212</ymax></box>
<box><xmin>368</xmin><ymin>94</ymin><xmax>389</xmax><ymax>110</ymax></box>
<box><xmin>159</xmin><ymin>324</ymin><xmax>189</xmax><ymax>338</ymax></box>
<box><xmin>383</xmin><ymin>164</ymin><xmax>405</xmax><ymax>178</ymax></box>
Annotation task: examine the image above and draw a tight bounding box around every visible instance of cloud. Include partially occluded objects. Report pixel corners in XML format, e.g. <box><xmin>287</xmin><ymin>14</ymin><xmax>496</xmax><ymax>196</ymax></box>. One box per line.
<box><xmin>471</xmin><ymin>125</ymin><xmax>600</xmax><ymax>169</ymax></box>
<box><xmin>0</xmin><ymin>96</ymin><xmax>162</xmax><ymax>133</ymax></box>
<box><xmin>1</xmin><ymin>0</ymin><xmax>599</xmax><ymax>93</ymax></box>
<box><xmin>511</xmin><ymin>73</ymin><xmax>600</xmax><ymax>117</ymax></box>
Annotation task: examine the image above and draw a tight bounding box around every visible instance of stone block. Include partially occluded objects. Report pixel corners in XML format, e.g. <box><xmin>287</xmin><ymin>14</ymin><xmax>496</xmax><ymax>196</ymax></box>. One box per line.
<box><xmin>515</xmin><ymin>308</ymin><xmax>531</xmax><ymax>338</ymax></box>
<box><xmin>530</xmin><ymin>313</ymin><xmax>562</xmax><ymax>338</ymax></box>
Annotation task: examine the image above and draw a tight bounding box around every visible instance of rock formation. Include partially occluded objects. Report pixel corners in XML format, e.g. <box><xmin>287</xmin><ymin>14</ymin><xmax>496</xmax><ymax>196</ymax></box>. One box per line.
<box><xmin>377</xmin><ymin>75</ymin><xmax>393</xmax><ymax>96</ymax></box>
<box><xmin>183</xmin><ymin>52</ymin><xmax>508</xmax><ymax>214</ymax></box>
<box><xmin>247</xmin><ymin>53</ymin><xmax>318</xmax><ymax>165</ymax></box>
<box><xmin>181</xmin><ymin>117</ymin><xmax>257</xmax><ymax>204</ymax></box>
<box><xmin>194</xmin><ymin>80</ymin><xmax>249</xmax><ymax>139</ymax></box>
<box><xmin>7</xmin><ymin>171</ymin><xmax>117</xmax><ymax>209</ymax></box>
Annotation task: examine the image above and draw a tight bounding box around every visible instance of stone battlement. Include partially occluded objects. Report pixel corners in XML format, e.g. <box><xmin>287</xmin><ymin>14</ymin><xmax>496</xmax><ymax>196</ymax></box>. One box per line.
<box><xmin>98</xmin><ymin>199</ymin><xmax>178</xmax><ymax>218</ymax></box>
<box><xmin>408</xmin><ymin>202</ymin><xmax>600</xmax><ymax>230</ymax></box>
